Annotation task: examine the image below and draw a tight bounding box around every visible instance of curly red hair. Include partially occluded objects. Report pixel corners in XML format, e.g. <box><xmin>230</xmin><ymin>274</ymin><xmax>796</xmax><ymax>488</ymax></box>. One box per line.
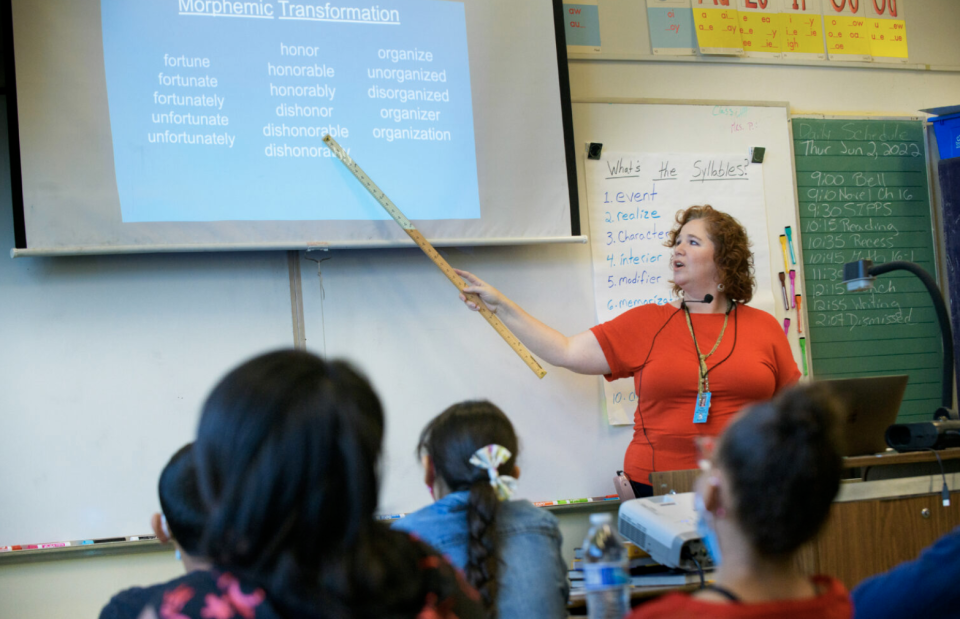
<box><xmin>665</xmin><ymin>205</ymin><xmax>755</xmax><ymax>303</ymax></box>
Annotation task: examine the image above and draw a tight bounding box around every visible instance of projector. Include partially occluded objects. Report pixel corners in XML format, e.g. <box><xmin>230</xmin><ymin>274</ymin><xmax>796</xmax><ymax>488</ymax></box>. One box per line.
<box><xmin>618</xmin><ymin>493</ymin><xmax>714</xmax><ymax>571</ymax></box>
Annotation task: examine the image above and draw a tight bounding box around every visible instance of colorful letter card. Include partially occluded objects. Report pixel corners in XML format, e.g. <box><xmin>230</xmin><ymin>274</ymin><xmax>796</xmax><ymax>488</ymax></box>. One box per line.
<box><xmin>779</xmin><ymin>0</ymin><xmax>826</xmax><ymax>59</ymax></box>
<box><xmin>823</xmin><ymin>0</ymin><xmax>871</xmax><ymax>60</ymax></box>
<box><xmin>563</xmin><ymin>1</ymin><xmax>602</xmax><ymax>53</ymax></box>
<box><xmin>692</xmin><ymin>0</ymin><xmax>744</xmax><ymax>54</ymax></box>
<box><xmin>867</xmin><ymin>0</ymin><xmax>907</xmax><ymax>62</ymax></box>
<box><xmin>647</xmin><ymin>0</ymin><xmax>697</xmax><ymax>55</ymax></box>
<box><xmin>738</xmin><ymin>0</ymin><xmax>782</xmax><ymax>57</ymax></box>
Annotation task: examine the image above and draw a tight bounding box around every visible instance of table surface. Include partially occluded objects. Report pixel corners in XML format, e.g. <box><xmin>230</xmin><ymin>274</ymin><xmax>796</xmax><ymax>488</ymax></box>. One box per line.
<box><xmin>842</xmin><ymin>447</ymin><xmax>960</xmax><ymax>469</ymax></box>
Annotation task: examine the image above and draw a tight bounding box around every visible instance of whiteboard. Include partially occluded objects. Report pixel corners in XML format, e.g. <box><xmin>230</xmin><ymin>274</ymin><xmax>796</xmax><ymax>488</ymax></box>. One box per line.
<box><xmin>0</xmin><ymin>99</ymin><xmax>802</xmax><ymax>546</ymax></box>
<box><xmin>0</xmin><ymin>101</ymin><xmax>297</xmax><ymax>547</ymax></box>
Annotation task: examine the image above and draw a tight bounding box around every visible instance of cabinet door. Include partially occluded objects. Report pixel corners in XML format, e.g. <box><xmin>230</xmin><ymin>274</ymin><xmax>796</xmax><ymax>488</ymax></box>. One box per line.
<box><xmin>817</xmin><ymin>491</ymin><xmax>960</xmax><ymax>588</ymax></box>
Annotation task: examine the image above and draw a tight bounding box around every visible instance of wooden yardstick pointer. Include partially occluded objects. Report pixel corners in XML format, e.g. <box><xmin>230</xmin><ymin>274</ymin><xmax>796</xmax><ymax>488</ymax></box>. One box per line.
<box><xmin>322</xmin><ymin>135</ymin><xmax>546</xmax><ymax>379</ymax></box>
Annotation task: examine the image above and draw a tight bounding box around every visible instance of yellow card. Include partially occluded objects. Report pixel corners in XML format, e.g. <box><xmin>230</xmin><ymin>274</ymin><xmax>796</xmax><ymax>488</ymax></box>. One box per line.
<box><xmin>738</xmin><ymin>1</ymin><xmax>781</xmax><ymax>56</ymax></box>
<box><xmin>866</xmin><ymin>0</ymin><xmax>907</xmax><ymax>61</ymax></box>
<box><xmin>779</xmin><ymin>0</ymin><xmax>825</xmax><ymax>59</ymax></box>
<box><xmin>692</xmin><ymin>1</ymin><xmax>743</xmax><ymax>53</ymax></box>
<box><xmin>823</xmin><ymin>1</ymin><xmax>871</xmax><ymax>59</ymax></box>
<box><xmin>868</xmin><ymin>19</ymin><xmax>907</xmax><ymax>59</ymax></box>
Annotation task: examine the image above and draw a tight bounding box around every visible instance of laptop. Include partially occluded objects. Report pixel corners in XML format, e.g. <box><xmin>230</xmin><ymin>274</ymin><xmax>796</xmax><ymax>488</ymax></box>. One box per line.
<box><xmin>815</xmin><ymin>375</ymin><xmax>909</xmax><ymax>457</ymax></box>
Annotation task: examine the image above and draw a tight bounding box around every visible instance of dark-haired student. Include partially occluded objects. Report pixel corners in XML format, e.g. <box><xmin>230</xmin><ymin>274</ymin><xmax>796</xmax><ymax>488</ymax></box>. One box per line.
<box><xmin>630</xmin><ymin>384</ymin><xmax>853</xmax><ymax>619</ymax></box>
<box><xmin>132</xmin><ymin>350</ymin><xmax>483</xmax><ymax>619</ymax></box>
<box><xmin>392</xmin><ymin>401</ymin><xmax>569</xmax><ymax>618</ymax></box>
<box><xmin>100</xmin><ymin>443</ymin><xmax>209</xmax><ymax>619</ymax></box>
<box><xmin>851</xmin><ymin>526</ymin><xmax>960</xmax><ymax>618</ymax></box>
<box><xmin>457</xmin><ymin>205</ymin><xmax>799</xmax><ymax>498</ymax></box>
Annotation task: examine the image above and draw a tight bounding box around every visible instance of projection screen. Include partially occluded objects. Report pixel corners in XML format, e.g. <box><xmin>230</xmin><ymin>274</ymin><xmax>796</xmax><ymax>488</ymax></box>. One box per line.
<box><xmin>6</xmin><ymin>0</ymin><xmax>579</xmax><ymax>255</ymax></box>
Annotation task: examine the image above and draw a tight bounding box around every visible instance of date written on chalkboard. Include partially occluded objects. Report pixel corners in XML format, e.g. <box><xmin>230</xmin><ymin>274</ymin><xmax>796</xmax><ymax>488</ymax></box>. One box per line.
<box><xmin>798</xmin><ymin>140</ymin><xmax>922</xmax><ymax>159</ymax></box>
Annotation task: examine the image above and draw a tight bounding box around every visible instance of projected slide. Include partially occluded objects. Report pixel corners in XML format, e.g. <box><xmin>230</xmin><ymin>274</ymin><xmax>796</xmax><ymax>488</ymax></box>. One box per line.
<box><xmin>100</xmin><ymin>0</ymin><xmax>480</xmax><ymax>223</ymax></box>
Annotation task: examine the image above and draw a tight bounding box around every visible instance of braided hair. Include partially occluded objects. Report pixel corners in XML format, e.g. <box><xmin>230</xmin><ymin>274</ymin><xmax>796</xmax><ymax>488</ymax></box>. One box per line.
<box><xmin>418</xmin><ymin>401</ymin><xmax>519</xmax><ymax>617</ymax></box>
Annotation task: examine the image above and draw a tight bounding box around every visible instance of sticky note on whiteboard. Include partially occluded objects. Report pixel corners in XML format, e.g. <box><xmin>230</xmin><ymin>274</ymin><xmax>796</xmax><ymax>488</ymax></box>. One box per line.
<box><xmin>647</xmin><ymin>0</ymin><xmax>697</xmax><ymax>56</ymax></box>
<box><xmin>692</xmin><ymin>2</ymin><xmax>743</xmax><ymax>55</ymax></box>
<box><xmin>563</xmin><ymin>1</ymin><xmax>602</xmax><ymax>53</ymax></box>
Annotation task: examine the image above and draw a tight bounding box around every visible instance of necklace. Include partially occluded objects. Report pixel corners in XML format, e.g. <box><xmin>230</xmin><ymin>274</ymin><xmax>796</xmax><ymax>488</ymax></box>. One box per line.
<box><xmin>683</xmin><ymin>300</ymin><xmax>733</xmax><ymax>423</ymax></box>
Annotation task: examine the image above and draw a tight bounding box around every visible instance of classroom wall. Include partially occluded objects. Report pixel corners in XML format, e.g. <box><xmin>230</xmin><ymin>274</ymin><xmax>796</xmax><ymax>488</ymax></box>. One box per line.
<box><xmin>4</xmin><ymin>3</ymin><xmax>960</xmax><ymax>616</ymax></box>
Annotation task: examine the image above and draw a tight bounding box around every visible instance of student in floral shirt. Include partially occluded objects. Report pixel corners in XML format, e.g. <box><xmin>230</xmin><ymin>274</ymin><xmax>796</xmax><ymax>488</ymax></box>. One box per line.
<box><xmin>131</xmin><ymin>350</ymin><xmax>483</xmax><ymax>619</ymax></box>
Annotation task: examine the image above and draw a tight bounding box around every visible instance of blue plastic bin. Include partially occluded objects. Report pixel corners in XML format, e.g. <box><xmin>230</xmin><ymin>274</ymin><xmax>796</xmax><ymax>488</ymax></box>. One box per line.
<box><xmin>932</xmin><ymin>113</ymin><xmax>960</xmax><ymax>160</ymax></box>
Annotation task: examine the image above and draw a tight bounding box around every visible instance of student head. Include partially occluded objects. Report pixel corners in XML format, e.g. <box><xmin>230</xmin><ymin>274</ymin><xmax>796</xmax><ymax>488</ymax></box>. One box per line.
<box><xmin>418</xmin><ymin>400</ymin><xmax>519</xmax><ymax>613</ymax></box>
<box><xmin>149</xmin><ymin>443</ymin><xmax>206</xmax><ymax>571</ymax></box>
<box><xmin>697</xmin><ymin>384</ymin><xmax>843</xmax><ymax>565</ymax></box>
<box><xmin>192</xmin><ymin>349</ymin><xmax>385</xmax><ymax>611</ymax></box>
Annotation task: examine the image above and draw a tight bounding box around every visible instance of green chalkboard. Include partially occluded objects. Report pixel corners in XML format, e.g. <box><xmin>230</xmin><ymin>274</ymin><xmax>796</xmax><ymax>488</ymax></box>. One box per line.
<box><xmin>793</xmin><ymin>119</ymin><xmax>941</xmax><ymax>423</ymax></box>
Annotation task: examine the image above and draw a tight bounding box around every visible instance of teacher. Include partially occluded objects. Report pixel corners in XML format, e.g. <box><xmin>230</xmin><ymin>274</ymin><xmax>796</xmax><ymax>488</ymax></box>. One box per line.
<box><xmin>456</xmin><ymin>205</ymin><xmax>800</xmax><ymax>497</ymax></box>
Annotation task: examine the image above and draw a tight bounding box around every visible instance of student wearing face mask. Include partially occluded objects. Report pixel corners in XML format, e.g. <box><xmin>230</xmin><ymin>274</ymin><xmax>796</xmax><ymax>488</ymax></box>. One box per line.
<box><xmin>629</xmin><ymin>384</ymin><xmax>852</xmax><ymax>619</ymax></box>
<box><xmin>456</xmin><ymin>205</ymin><xmax>800</xmax><ymax>498</ymax></box>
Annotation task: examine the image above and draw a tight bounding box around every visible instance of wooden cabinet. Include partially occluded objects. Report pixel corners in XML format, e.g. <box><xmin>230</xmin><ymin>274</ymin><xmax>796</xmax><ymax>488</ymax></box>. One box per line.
<box><xmin>816</xmin><ymin>491</ymin><xmax>960</xmax><ymax>587</ymax></box>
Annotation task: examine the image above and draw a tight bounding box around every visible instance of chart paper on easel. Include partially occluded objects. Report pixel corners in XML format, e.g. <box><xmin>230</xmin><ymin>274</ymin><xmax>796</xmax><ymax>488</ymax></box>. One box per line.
<box><xmin>586</xmin><ymin>152</ymin><xmax>770</xmax><ymax>425</ymax></box>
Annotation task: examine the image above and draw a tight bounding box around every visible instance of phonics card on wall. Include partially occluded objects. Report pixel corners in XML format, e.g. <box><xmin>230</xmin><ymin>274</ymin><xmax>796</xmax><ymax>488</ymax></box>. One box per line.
<box><xmin>824</xmin><ymin>0</ymin><xmax>871</xmax><ymax>60</ymax></box>
<box><xmin>867</xmin><ymin>0</ymin><xmax>907</xmax><ymax>62</ymax></box>
<box><xmin>692</xmin><ymin>0</ymin><xmax>743</xmax><ymax>54</ymax></box>
<box><xmin>563</xmin><ymin>0</ymin><xmax>602</xmax><ymax>54</ymax></box>
<box><xmin>647</xmin><ymin>0</ymin><xmax>697</xmax><ymax>55</ymax></box>
<box><xmin>779</xmin><ymin>0</ymin><xmax>826</xmax><ymax>60</ymax></box>
<box><xmin>738</xmin><ymin>0</ymin><xmax>782</xmax><ymax>57</ymax></box>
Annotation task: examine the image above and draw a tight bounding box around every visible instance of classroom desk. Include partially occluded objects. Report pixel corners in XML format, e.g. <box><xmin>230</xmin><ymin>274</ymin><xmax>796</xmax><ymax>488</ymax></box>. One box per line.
<box><xmin>648</xmin><ymin>449</ymin><xmax>960</xmax><ymax>589</ymax></box>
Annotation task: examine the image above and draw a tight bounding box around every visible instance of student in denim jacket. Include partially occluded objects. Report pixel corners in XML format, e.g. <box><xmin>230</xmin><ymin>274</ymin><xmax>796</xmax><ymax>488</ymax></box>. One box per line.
<box><xmin>392</xmin><ymin>401</ymin><xmax>569</xmax><ymax>619</ymax></box>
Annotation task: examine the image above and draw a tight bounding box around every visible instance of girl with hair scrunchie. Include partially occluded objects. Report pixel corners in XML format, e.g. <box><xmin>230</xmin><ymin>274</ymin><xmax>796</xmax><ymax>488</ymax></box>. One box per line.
<box><xmin>392</xmin><ymin>401</ymin><xmax>569</xmax><ymax>619</ymax></box>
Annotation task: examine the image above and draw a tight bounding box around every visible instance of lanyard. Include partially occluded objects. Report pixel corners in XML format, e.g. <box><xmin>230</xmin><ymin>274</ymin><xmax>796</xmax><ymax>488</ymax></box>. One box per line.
<box><xmin>683</xmin><ymin>303</ymin><xmax>731</xmax><ymax>396</ymax></box>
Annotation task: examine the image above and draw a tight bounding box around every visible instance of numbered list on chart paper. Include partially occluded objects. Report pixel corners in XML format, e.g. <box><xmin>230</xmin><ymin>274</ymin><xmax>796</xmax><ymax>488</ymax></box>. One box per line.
<box><xmin>586</xmin><ymin>152</ymin><xmax>767</xmax><ymax>425</ymax></box>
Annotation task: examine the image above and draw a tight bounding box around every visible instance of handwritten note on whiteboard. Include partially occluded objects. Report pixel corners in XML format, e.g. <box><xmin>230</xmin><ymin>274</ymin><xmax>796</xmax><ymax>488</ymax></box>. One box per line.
<box><xmin>586</xmin><ymin>153</ymin><xmax>769</xmax><ymax>425</ymax></box>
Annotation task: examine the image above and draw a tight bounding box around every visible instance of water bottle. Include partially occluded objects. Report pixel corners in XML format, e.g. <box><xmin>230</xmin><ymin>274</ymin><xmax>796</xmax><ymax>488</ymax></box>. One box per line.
<box><xmin>583</xmin><ymin>512</ymin><xmax>630</xmax><ymax>619</ymax></box>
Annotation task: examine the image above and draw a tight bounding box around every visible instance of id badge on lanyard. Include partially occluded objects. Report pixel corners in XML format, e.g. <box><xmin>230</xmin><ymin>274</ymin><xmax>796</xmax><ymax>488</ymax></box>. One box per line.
<box><xmin>685</xmin><ymin>303</ymin><xmax>730</xmax><ymax>425</ymax></box>
<box><xmin>694</xmin><ymin>391</ymin><xmax>711</xmax><ymax>424</ymax></box>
